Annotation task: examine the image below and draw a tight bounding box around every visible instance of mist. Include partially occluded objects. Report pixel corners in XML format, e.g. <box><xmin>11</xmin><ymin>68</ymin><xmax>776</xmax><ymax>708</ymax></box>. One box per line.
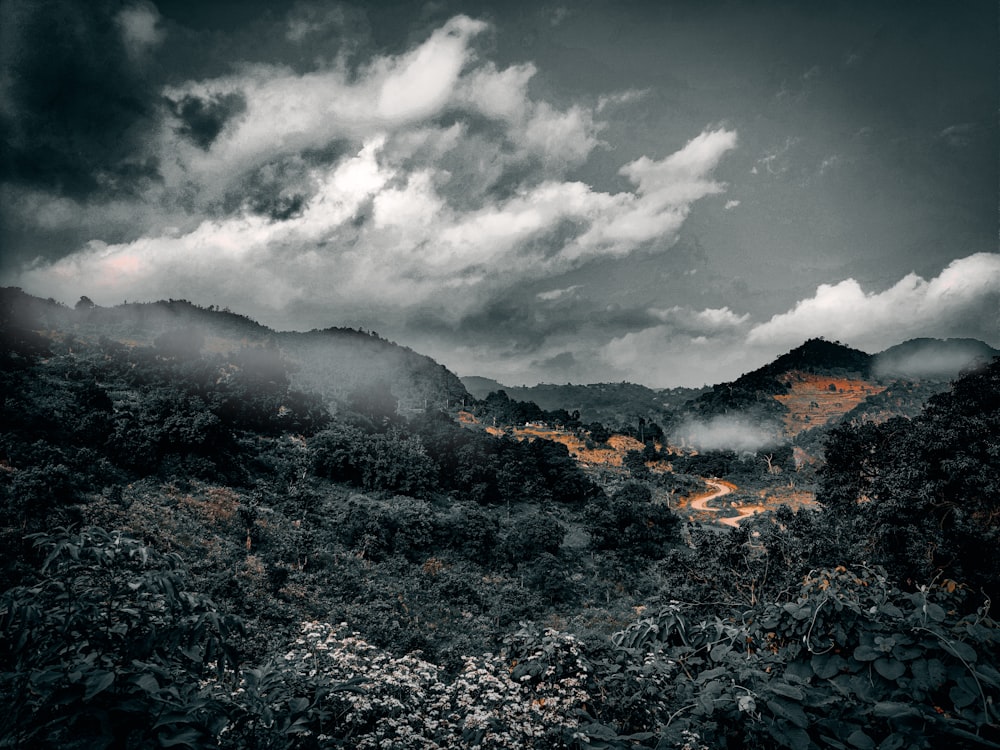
<box><xmin>873</xmin><ymin>339</ymin><xmax>999</xmax><ymax>380</ymax></box>
<box><xmin>672</xmin><ymin>416</ymin><xmax>784</xmax><ymax>453</ymax></box>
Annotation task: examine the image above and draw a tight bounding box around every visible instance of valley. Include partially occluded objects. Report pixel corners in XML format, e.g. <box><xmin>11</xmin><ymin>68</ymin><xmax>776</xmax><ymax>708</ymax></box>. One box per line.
<box><xmin>2</xmin><ymin>289</ymin><xmax>997</xmax><ymax>750</ymax></box>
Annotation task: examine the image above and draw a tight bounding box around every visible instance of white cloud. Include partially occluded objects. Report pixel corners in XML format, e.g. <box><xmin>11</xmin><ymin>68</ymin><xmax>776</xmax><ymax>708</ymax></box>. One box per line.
<box><xmin>649</xmin><ymin>305</ymin><xmax>749</xmax><ymax>332</ymax></box>
<box><xmin>724</xmin><ymin>199</ymin><xmax>740</xmax><ymax>210</ymax></box>
<box><xmin>939</xmin><ymin>123</ymin><xmax>976</xmax><ymax>148</ymax></box>
<box><xmin>818</xmin><ymin>155</ymin><xmax>840</xmax><ymax>175</ymax></box>
<box><xmin>375</xmin><ymin>16</ymin><xmax>487</xmax><ymax>121</ymax></box>
<box><xmin>753</xmin><ymin>136</ymin><xmax>799</xmax><ymax>176</ymax></box>
<box><xmin>537</xmin><ymin>285</ymin><xmax>582</xmax><ymax>301</ymax></box>
<box><xmin>597</xmin><ymin>325</ymin><xmax>753</xmax><ymax>387</ymax></box>
<box><xmin>18</xmin><ymin>120</ymin><xmax>738</xmax><ymax>325</ymax></box>
<box><xmin>596</xmin><ymin>89</ymin><xmax>648</xmax><ymax>113</ymax></box>
<box><xmin>747</xmin><ymin>253</ymin><xmax>1000</xmax><ymax>350</ymax></box>
<box><xmin>286</xmin><ymin>3</ymin><xmax>355</xmax><ymax>42</ymax></box>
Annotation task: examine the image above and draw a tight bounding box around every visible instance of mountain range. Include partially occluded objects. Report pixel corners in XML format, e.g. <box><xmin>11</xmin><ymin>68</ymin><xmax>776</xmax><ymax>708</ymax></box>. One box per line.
<box><xmin>4</xmin><ymin>287</ymin><xmax>996</xmax><ymax>443</ymax></box>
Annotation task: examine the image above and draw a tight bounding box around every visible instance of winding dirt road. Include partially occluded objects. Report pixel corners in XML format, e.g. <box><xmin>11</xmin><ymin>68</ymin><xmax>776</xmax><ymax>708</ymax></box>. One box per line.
<box><xmin>688</xmin><ymin>480</ymin><xmax>766</xmax><ymax>528</ymax></box>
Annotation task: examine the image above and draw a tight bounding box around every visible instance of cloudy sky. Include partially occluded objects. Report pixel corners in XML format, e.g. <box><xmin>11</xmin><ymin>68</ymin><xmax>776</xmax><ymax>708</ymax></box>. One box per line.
<box><xmin>2</xmin><ymin>0</ymin><xmax>997</xmax><ymax>387</ymax></box>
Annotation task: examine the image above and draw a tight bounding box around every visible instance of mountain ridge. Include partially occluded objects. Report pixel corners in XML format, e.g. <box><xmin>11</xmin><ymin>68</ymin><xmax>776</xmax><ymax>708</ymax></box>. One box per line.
<box><xmin>1</xmin><ymin>287</ymin><xmax>469</xmax><ymax>412</ymax></box>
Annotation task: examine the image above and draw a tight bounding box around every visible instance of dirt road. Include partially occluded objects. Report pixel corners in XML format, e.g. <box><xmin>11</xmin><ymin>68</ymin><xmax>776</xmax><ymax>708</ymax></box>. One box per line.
<box><xmin>688</xmin><ymin>480</ymin><xmax>765</xmax><ymax>528</ymax></box>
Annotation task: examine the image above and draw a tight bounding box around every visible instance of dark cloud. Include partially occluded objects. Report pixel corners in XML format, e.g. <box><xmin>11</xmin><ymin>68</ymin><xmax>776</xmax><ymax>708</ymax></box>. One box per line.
<box><xmin>528</xmin><ymin>350</ymin><xmax>580</xmax><ymax>381</ymax></box>
<box><xmin>0</xmin><ymin>0</ymin><xmax>162</xmax><ymax>199</ymax></box>
<box><xmin>170</xmin><ymin>92</ymin><xmax>247</xmax><ymax>150</ymax></box>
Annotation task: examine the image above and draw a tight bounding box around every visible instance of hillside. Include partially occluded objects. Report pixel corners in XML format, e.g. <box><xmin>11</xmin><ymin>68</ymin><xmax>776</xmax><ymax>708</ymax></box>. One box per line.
<box><xmin>2</xmin><ymin>290</ymin><xmax>998</xmax><ymax>749</ymax></box>
<box><xmin>460</xmin><ymin>377</ymin><xmax>707</xmax><ymax>427</ymax></box>
<box><xmin>873</xmin><ymin>337</ymin><xmax>1000</xmax><ymax>379</ymax></box>
<box><xmin>773</xmin><ymin>371</ymin><xmax>886</xmax><ymax>436</ymax></box>
<box><xmin>1</xmin><ymin>288</ymin><xmax>469</xmax><ymax>412</ymax></box>
<box><xmin>678</xmin><ymin>337</ymin><xmax>987</xmax><ymax>444</ymax></box>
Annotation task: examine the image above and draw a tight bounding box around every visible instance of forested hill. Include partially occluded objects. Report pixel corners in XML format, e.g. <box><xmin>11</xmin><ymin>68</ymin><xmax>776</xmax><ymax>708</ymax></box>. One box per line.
<box><xmin>460</xmin><ymin>378</ymin><xmax>708</xmax><ymax>426</ymax></box>
<box><xmin>873</xmin><ymin>337</ymin><xmax>1000</xmax><ymax>379</ymax></box>
<box><xmin>0</xmin><ymin>287</ymin><xmax>469</xmax><ymax>411</ymax></box>
<box><xmin>681</xmin><ymin>338</ymin><xmax>874</xmax><ymax>423</ymax></box>
<box><xmin>679</xmin><ymin>336</ymin><xmax>998</xmax><ymax>435</ymax></box>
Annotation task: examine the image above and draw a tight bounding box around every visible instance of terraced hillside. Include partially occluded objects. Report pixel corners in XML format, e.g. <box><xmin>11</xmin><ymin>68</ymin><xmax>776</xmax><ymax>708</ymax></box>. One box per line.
<box><xmin>773</xmin><ymin>371</ymin><xmax>886</xmax><ymax>436</ymax></box>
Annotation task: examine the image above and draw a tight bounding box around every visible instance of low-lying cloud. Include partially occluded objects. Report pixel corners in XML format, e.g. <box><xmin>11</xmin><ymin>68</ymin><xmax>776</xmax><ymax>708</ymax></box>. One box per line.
<box><xmin>672</xmin><ymin>416</ymin><xmax>784</xmax><ymax>453</ymax></box>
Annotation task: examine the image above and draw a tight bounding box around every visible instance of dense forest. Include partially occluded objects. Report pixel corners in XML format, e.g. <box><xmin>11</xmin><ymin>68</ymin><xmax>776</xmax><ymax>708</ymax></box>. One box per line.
<box><xmin>1</xmin><ymin>292</ymin><xmax>998</xmax><ymax>749</ymax></box>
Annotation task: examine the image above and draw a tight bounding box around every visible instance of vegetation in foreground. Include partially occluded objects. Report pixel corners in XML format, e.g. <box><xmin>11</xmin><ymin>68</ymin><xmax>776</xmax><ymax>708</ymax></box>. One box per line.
<box><xmin>1</xmin><ymin>296</ymin><xmax>998</xmax><ymax>749</ymax></box>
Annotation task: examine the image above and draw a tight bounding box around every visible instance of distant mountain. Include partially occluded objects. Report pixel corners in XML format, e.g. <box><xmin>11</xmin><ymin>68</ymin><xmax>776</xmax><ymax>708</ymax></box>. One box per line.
<box><xmin>873</xmin><ymin>338</ymin><xmax>999</xmax><ymax>380</ymax></box>
<box><xmin>461</xmin><ymin>376</ymin><xmax>507</xmax><ymax>400</ymax></box>
<box><xmin>679</xmin><ymin>336</ymin><xmax>998</xmax><ymax>445</ymax></box>
<box><xmin>682</xmin><ymin>339</ymin><xmax>870</xmax><ymax>421</ymax></box>
<box><xmin>741</xmin><ymin>337</ymin><xmax>873</xmax><ymax>385</ymax></box>
<box><xmin>1</xmin><ymin>288</ymin><xmax>469</xmax><ymax>412</ymax></box>
<box><xmin>459</xmin><ymin>377</ymin><xmax>709</xmax><ymax>426</ymax></box>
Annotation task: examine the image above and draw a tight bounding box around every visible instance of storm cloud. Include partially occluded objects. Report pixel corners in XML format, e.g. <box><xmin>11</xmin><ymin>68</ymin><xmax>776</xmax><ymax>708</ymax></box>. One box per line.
<box><xmin>0</xmin><ymin>0</ymin><xmax>164</xmax><ymax>199</ymax></box>
<box><xmin>2</xmin><ymin>1</ymin><xmax>996</xmax><ymax>388</ymax></box>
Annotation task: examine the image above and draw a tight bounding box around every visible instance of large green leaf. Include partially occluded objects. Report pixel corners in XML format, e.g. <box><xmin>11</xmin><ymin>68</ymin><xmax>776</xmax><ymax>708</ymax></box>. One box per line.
<box><xmin>83</xmin><ymin>670</ymin><xmax>115</xmax><ymax>701</ymax></box>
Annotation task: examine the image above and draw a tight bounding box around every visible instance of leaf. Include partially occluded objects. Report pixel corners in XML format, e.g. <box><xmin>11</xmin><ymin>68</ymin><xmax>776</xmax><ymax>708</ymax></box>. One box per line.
<box><xmin>853</xmin><ymin>645</ymin><xmax>880</xmax><ymax>662</ymax></box>
<box><xmin>846</xmin><ymin>729</ymin><xmax>876</xmax><ymax>749</ymax></box>
<box><xmin>923</xmin><ymin>603</ymin><xmax>946</xmax><ymax>622</ymax></box>
<box><xmin>710</xmin><ymin>643</ymin><xmax>730</xmax><ymax>662</ymax></box>
<box><xmin>698</xmin><ymin>692</ymin><xmax>716</xmax><ymax>716</ymax></box>
<box><xmin>949</xmin><ymin>683</ymin><xmax>978</xmax><ymax>709</ymax></box>
<box><xmin>134</xmin><ymin>673</ymin><xmax>160</xmax><ymax>695</ymax></box>
<box><xmin>771</xmin><ymin>682</ymin><xmax>806</xmax><ymax>701</ymax></box>
<box><xmin>696</xmin><ymin>666</ymin><xmax>727</xmax><ymax>683</ymax></box>
<box><xmin>974</xmin><ymin>663</ymin><xmax>1000</xmax><ymax>689</ymax></box>
<box><xmin>769</xmin><ymin>723</ymin><xmax>814</xmax><ymax>749</ymax></box>
<box><xmin>943</xmin><ymin>639</ymin><xmax>977</xmax><ymax>664</ymax></box>
<box><xmin>84</xmin><ymin>670</ymin><xmax>115</xmax><ymax>701</ymax></box>
<box><xmin>785</xmin><ymin>660</ymin><xmax>813</xmax><ymax>682</ymax></box>
<box><xmin>874</xmin><ymin>658</ymin><xmax>906</xmax><ymax>681</ymax></box>
<box><xmin>872</xmin><ymin>702</ymin><xmax>920</xmax><ymax>719</ymax></box>
<box><xmin>159</xmin><ymin>727</ymin><xmax>203</xmax><ymax>748</ymax></box>
<box><xmin>767</xmin><ymin>698</ymin><xmax>809</xmax><ymax>728</ymax></box>
<box><xmin>878</xmin><ymin>603</ymin><xmax>904</xmax><ymax>618</ymax></box>
<box><xmin>812</xmin><ymin>653</ymin><xmax>846</xmax><ymax>679</ymax></box>
<box><xmin>848</xmin><ymin>675</ymin><xmax>875</xmax><ymax>702</ymax></box>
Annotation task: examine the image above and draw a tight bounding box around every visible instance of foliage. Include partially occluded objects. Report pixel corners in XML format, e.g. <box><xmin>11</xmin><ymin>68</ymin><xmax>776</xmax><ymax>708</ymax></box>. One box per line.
<box><xmin>0</xmin><ymin>527</ymin><xmax>242</xmax><ymax>749</ymax></box>
<box><xmin>3</xmin><ymin>289</ymin><xmax>998</xmax><ymax>749</ymax></box>
<box><xmin>582</xmin><ymin>565</ymin><xmax>999</xmax><ymax>749</ymax></box>
<box><xmin>585</xmin><ymin>482</ymin><xmax>680</xmax><ymax>559</ymax></box>
<box><xmin>819</xmin><ymin>357</ymin><xmax>1000</xmax><ymax>596</ymax></box>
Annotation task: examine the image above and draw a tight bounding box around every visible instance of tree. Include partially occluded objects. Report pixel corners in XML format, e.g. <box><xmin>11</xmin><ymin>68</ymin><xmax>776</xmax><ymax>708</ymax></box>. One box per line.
<box><xmin>348</xmin><ymin>380</ymin><xmax>399</xmax><ymax>426</ymax></box>
<box><xmin>0</xmin><ymin>527</ymin><xmax>242</xmax><ymax>748</ymax></box>
<box><xmin>819</xmin><ymin>359</ymin><xmax>1000</xmax><ymax>596</ymax></box>
<box><xmin>585</xmin><ymin>482</ymin><xmax>680</xmax><ymax>559</ymax></box>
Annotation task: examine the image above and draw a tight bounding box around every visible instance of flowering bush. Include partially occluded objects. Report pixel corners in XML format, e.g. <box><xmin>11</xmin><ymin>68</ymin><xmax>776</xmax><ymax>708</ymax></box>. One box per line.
<box><xmin>276</xmin><ymin>621</ymin><xmax>590</xmax><ymax>748</ymax></box>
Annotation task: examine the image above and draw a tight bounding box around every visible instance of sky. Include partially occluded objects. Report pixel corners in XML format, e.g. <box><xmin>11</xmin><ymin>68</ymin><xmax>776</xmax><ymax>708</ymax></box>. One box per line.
<box><xmin>1</xmin><ymin>0</ymin><xmax>997</xmax><ymax>387</ymax></box>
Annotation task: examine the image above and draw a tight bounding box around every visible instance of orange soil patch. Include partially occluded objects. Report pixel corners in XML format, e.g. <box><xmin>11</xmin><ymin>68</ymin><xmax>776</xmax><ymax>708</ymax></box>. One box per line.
<box><xmin>457</xmin><ymin>411</ymin><xmax>479</xmax><ymax>425</ymax></box>
<box><xmin>757</xmin><ymin>485</ymin><xmax>818</xmax><ymax>511</ymax></box>
<box><xmin>178</xmin><ymin>486</ymin><xmax>239</xmax><ymax>524</ymax></box>
<box><xmin>774</xmin><ymin>371</ymin><xmax>886</xmax><ymax>436</ymax></box>
<box><xmin>486</xmin><ymin>424</ymin><xmax>661</xmax><ymax>469</ymax></box>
